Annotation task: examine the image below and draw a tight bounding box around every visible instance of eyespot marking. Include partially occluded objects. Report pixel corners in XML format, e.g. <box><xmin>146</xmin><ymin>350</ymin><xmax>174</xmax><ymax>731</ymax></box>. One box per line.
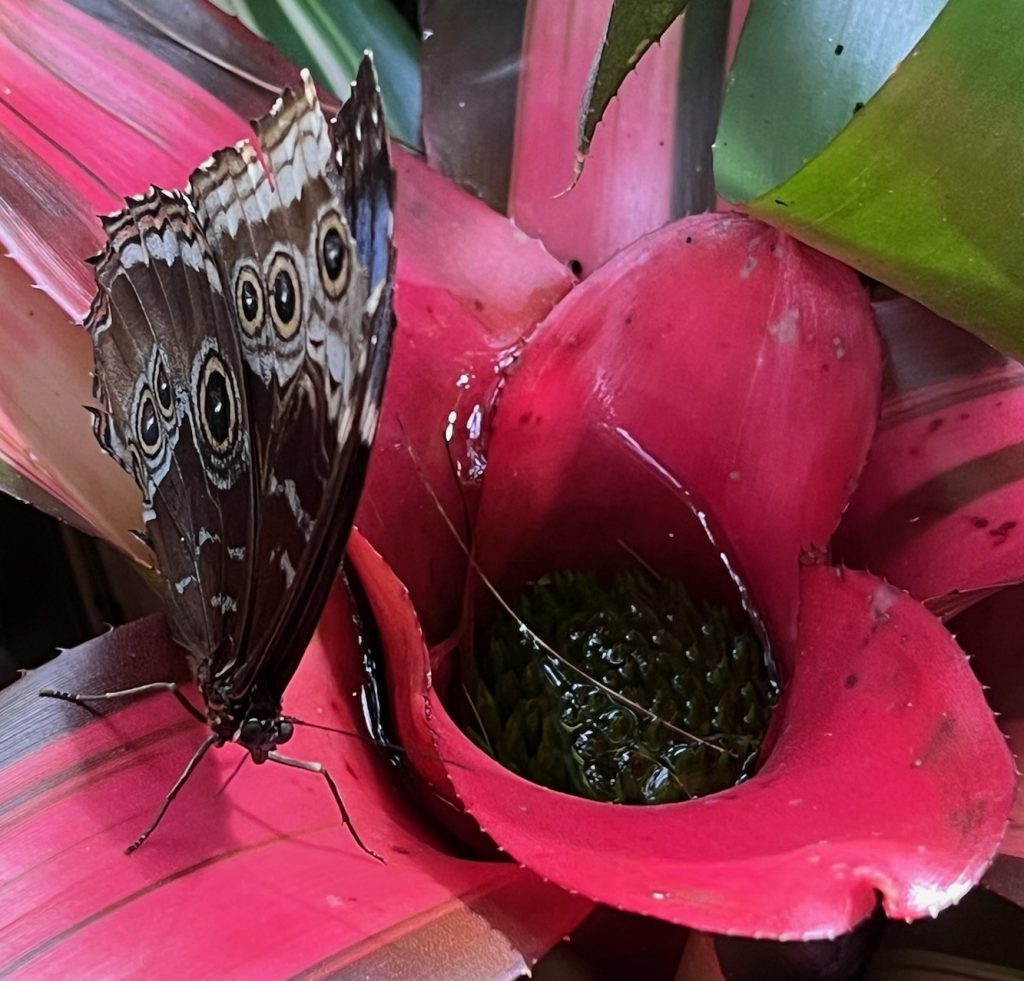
<box><xmin>268</xmin><ymin>251</ymin><xmax>301</xmax><ymax>339</ymax></box>
<box><xmin>197</xmin><ymin>350</ymin><xmax>238</xmax><ymax>455</ymax></box>
<box><xmin>154</xmin><ymin>356</ymin><xmax>174</xmax><ymax>420</ymax></box>
<box><xmin>136</xmin><ymin>387</ymin><xmax>162</xmax><ymax>457</ymax></box>
<box><xmin>316</xmin><ymin>211</ymin><xmax>351</xmax><ymax>299</ymax></box>
<box><xmin>233</xmin><ymin>263</ymin><xmax>264</xmax><ymax>337</ymax></box>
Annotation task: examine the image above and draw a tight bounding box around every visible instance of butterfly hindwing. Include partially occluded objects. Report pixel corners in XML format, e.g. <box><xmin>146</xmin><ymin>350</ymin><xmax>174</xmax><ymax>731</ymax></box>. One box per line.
<box><xmin>87</xmin><ymin>192</ymin><xmax>255</xmax><ymax>672</ymax></box>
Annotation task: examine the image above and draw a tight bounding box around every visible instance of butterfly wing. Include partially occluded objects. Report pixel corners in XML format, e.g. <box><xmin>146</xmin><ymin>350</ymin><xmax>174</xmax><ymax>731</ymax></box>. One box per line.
<box><xmin>88</xmin><ymin>192</ymin><xmax>255</xmax><ymax>674</ymax></box>
<box><xmin>187</xmin><ymin>56</ymin><xmax>396</xmax><ymax>700</ymax></box>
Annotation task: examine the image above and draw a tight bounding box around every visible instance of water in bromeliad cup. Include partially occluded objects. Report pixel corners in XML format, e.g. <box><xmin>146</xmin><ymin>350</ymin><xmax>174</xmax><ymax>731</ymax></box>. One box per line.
<box><xmin>462</xmin><ymin>562</ymin><xmax>780</xmax><ymax>806</ymax></box>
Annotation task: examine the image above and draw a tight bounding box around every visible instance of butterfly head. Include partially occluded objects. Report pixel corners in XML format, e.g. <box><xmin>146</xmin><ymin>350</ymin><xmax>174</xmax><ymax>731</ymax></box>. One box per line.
<box><xmin>203</xmin><ymin>682</ymin><xmax>293</xmax><ymax>762</ymax></box>
<box><xmin>235</xmin><ymin>713</ymin><xmax>294</xmax><ymax>763</ymax></box>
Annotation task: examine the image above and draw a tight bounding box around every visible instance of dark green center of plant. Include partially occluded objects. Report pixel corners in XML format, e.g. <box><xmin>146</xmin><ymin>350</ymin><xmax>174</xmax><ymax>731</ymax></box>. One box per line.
<box><xmin>467</xmin><ymin>569</ymin><xmax>778</xmax><ymax>804</ymax></box>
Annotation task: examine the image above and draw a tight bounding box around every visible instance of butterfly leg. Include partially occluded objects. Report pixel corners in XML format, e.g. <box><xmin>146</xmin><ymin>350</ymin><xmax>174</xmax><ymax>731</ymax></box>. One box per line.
<box><xmin>40</xmin><ymin>681</ymin><xmax>206</xmax><ymax>724</ymax></box>
<box><xmin>126</xmin><ymin>734</ymin><xmax>219</xmax><ymax>855</ymax></box>
<box><xmin>267</xmin><ymin>751</ymin><xmax>384</xmax><ymax>863</ymax></box>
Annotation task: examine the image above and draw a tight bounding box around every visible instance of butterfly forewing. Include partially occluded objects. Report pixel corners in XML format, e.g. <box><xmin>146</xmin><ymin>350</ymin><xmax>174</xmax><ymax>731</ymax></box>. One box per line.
<box><xmin>187</xmin><ymin>62</ymin><xmax>395</xmax><ymax>701</ymax></box>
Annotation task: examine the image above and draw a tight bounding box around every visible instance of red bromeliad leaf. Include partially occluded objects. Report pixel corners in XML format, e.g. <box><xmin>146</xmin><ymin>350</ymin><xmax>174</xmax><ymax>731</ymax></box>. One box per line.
<box><xmin>950</xmin><ymin>586</ymin><xmax>1024</xmax><ymax>908</ymax></box>
<box><xmin>0</xmin><ymin>0</ymin><xmax>256</xmax><ymax>320</ymax></box>
<box><xmin>358</xmin><ymin>151</ymin><xmax>574</xmax><ymax>644</ymax></box>
<box><xmin>0</xmin><ymin>0</ymin><xmax>250</xmax><ymax>199</ymax></box>
<box><xmin>351</xmin><ymin>214</ymin><xmax>1014</xmax><ymax>936</ymax></box>
<box><xmin>475</xmin><ymin>212</ymin><xmax>880</xmax><ymax>662</ymax></box>
<box><xmin>354</xmin><ymin>535</ymin><xmax>1015</xmax><ymax>938</ymax></box>
<box><xmin>0</xmin><ymin>256</ymin><xmax>150</xmax><ymax>563</ymax></box>
<box><xmin>0</xmin><ymin>572</ymin><xmax>591</xmax><ymax>976</ymax></box>
<box><xmin>350</xmin><ymin>215</ymin><xmax>1014</xmax><ymax>936</ymax></box>
<box><xmin>508</xmin><ymin>0</ymin><xmax>682</xmax><ymax>277</ymax></box>
<box><xmin>836</xmin><ymin>297</ymin><xmax>1024</xmax><ymax>618</ymax></box>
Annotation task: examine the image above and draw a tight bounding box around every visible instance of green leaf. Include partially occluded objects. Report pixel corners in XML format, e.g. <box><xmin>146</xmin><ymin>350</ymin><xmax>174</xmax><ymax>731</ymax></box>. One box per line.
<box><xmin>715</xmin><ymin>0</ymin><xmax>1024</xmax><ymax>359</ymax></box>
<box><xmin>214</xmin><ymin>0</ymin><xmax>422</xmax><ymax>147</ymax></box>
<box><xmin>577</xmin><ymin>0</ymin><xmax>690</xmax><ymax>169</ymax></box>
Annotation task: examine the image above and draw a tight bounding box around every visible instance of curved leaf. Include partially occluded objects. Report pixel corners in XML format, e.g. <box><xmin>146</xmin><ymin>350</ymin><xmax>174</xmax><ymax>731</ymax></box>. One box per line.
<box><xmin>0</xmin><ymin>256</ymin><xmax>148</xmax><ymax>563</ymax></box>
<box><xmin>716</xmin><ymin>0</ymin><xmax>1024</xmax><ymax>358</ymax></box>
<box><xmin>0</xmin><ymin>581</ymin><xmax>591</xmax><ymax>976</ymax></box>
<box><xmin>509</xmin><ymin>0</ymin><xmax>682</xmax><ymax>276</ymax></box>
<box><xmin>357</xmin><ymin>150</ymin><xmax>574</xmax><ymax>644</ymax></box>
<box><xmin>355</xmin><ymin>534</ymin><xmax>1014</xmax><ymax>939</ymax></box>
<box><xmin>473</xmin><ymin>213</ymin><xmax>880</xmax><ymax>659</ymax></box>
<box><xmin>836</xmin><ymin>297</ymin><xmax>1024</xmax><ymax>617</ymax></box>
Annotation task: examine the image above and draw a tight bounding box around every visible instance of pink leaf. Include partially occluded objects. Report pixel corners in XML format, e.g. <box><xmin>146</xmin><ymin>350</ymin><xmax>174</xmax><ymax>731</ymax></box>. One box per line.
<box><xmin>837</xmin><ymin>297</ymin><xmax>1024</xmax><ymax>617</ymax></box>
<box><xmin>472</xmin><ymin>213</ymin><xmax>880</xmax><ymax>663</ymax></box>
<box><xmin>0</xmin><ymin>256</ymin><xmax>148</xmax><ymax>562</ymax></box>
<box><xmin>347</xmin><ymin>217</ymin><xmax>1013</xmax><ymax>938</ymax></box>
<box><xmin>356</xmin><ymin>150</ymin><xmax>574</xmax><ymax>642</ymax></box>
<box><xmin>951</xmin><ymin>587</ymin><xmax>1024</xmax><ymax>869</ymax></box>
<box><xmin>362</xmin><ymin>534</ymin><xmax>1014</xmax><ymax>938</ymax></box>
<box><xmin>0</xmin><ymin>573</ymin><xmax>591</xmax><ymax>975</ymax></box>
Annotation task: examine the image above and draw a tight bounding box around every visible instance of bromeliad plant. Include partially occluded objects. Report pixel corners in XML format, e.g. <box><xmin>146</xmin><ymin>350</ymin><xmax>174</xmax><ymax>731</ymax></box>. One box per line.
<box><xmin>0</xmin><ymin>0</ymin><xmax>1020</xmax><ymax>975</ymax></box>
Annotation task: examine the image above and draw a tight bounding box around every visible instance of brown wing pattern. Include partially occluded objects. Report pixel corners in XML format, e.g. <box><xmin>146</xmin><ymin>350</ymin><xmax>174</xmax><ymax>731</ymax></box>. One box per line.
<box><xmin>186</xmin><ymin>56</ymin><xmax>395</xmax><ymax>698</ymax></box>
<box><xmin>87</xmin><ymin>56</ymin><xmax>395</xmax><ymax>706</ymax></box>
<box><xmin>87</xmin><ymin>192</ymin><xmax>254</xmax><ymax>672</ymax></box>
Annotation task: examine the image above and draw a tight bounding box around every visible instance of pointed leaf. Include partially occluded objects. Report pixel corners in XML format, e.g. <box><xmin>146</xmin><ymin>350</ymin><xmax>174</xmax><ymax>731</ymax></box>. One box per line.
<box><xmin>577</xmin><ymin>0</ymin><xmax>690</xmax><ymax>164</ymax></box>
<box><xmin>212</xmin><ymin>0</ymin><xmax>422</xmax><ymax>146</ymax></box>
<box><xmin>509</xmin><ymin>0</ymin><xmax>682</xmax><ymax>276</ymax></box>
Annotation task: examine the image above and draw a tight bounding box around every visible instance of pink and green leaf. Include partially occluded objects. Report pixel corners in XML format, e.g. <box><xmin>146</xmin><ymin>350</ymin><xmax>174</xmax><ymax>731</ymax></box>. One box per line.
<box><xmin>211</xmin><ymin>0</ymin><xmax>423</xmax><ymax>146</ymax></box>
<box><xmin>508</xmin><ymin>0</ymin><xmax>682</xmax><ymax>276</ymax></box>
<box><xmin>575</xmin><ymin>0</ymin><xmax>690</xmax><ymax>163</ymax></box>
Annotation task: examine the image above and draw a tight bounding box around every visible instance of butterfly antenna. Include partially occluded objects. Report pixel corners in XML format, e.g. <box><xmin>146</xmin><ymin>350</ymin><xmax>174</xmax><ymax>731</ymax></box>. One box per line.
<box><xmin>281</xmin><ymin>716</ymin><xmax>470</xmax><ymax>770</ymax></box>
<box><xmin>459</xmin><ymin>682</ymin><xmax>496</xmax><ymax>757</ymax></box>
<box><xmin>401</xmin><ymin>439</ymin><xmax>734</xmax><ymax>756</ymax></box>
<box><xmin>616</xmin><ymin>538</ymin><xmax>663</xmax><ymax>581</ymax></box>
<box><xmin>126</xmin><ymin>734</ymin><xmax>218</xmax><ymax>855</ymax></box>
<box><xmin>395</xmin><ymin>414</ymin><xmax>473</xmax><ymax>549</ymax></box>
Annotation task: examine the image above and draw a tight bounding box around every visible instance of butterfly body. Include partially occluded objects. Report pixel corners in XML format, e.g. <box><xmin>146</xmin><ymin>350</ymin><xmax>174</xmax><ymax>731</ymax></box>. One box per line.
<box><xmin>46</xmin><ymin>56</ymin><xmax>396</xmax><ymax>849</ymax></box>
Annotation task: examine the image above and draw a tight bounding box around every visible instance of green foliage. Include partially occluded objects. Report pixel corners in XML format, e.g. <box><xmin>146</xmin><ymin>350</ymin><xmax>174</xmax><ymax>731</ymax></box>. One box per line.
<box><xmin>716</xmin><ymin>0</ymin><xmax>1024</xmax><ymax>359</ymax></box>
<box><xmin>214</xmin><ymin>0</ymin><xmax>422</xmax><ymax>147</ymax></box>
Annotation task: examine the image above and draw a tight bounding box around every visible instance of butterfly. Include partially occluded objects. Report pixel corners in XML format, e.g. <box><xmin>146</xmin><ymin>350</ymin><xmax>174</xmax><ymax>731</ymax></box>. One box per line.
<box><xmin>41</xmin><ymin>54</ymin><xmax>395</xmax><ymax>856</ymax></box>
